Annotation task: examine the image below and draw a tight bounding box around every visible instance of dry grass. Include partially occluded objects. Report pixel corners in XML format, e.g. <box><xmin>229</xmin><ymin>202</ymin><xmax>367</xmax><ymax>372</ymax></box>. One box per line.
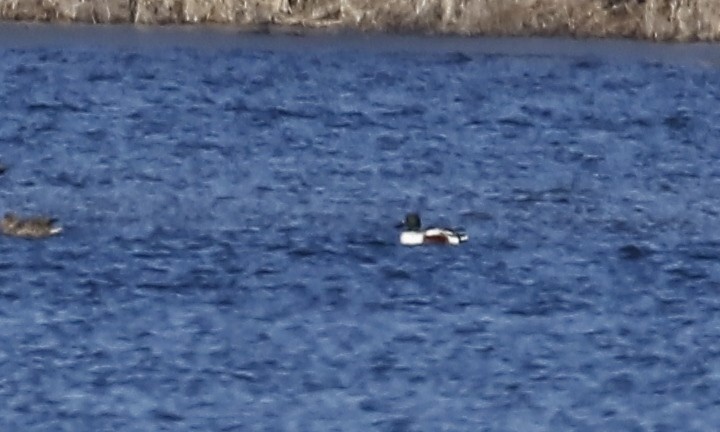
<box><xmin>2</xmin><ymin>0</ymin><xmax>720</xmax><ymax>40</ymax></box>
<box><xmin>333</xmin><ymin>0</ymin><xmax>720</xmax><ymax>40</ymax></box>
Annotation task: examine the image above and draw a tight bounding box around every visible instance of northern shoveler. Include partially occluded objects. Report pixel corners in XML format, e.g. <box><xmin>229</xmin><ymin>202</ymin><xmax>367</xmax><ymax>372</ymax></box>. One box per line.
<box><xmin>397</xmin><ymin>213</ymin><xmax>468</xmax><ymax>246</ymax></box>
<box><xmin>1</xmin><ymin>212</ymin><xmax>63</xmax><ymax>238</ymax></box>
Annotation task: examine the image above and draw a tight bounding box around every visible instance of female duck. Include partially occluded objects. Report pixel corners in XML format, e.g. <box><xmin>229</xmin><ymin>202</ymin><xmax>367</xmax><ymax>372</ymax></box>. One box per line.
<box><xmin>398</xmin><ymin>213</ymin><xmax>468</xmax><ymax>246</ymax></box>
<box><xmin>2</xmin><ymin>212</ymin><xmax>63</xmax><ymax>238</ymax></box>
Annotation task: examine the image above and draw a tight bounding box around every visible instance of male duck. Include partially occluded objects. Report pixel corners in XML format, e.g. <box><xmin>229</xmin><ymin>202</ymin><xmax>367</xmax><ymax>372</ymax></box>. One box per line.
<box><xmin>397</xmin><ymin>213</ymin><xmax>468</xmax><ymax>246</ymax></box>
<box><xmin>1</xmin><ymin>212</ymin><xmax>63</xmax><ymax>238</ymax></box>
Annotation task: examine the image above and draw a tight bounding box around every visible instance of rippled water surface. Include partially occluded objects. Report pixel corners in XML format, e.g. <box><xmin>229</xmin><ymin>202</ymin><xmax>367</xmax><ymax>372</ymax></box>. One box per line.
<box><xmin>2</xmin><ymin>24</ymin><xmax>720</xmax><ymax>431</ymax></box>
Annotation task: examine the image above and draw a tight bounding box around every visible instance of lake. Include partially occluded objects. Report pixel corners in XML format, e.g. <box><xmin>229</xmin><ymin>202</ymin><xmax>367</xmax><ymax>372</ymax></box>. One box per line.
<box><xmin>1</xmin><ymin>23</ymin><xmax>720</xmax><ymax>431</ymax></box>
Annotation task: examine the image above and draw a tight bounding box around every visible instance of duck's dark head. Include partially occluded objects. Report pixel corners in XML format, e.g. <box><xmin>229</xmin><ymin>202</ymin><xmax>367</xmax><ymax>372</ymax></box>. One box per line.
<box><xmin>397</xmin><ymin>212</ymin><xmax>422</xmax><ymax>231</ymax></box>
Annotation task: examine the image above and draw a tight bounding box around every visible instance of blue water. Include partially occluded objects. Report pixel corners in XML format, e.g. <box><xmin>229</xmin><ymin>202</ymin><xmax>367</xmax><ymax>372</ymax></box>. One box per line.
<box><xmin>1</xmin><ymin>24</ymin><xmax>720</xmax><ymax>431</ymax></box>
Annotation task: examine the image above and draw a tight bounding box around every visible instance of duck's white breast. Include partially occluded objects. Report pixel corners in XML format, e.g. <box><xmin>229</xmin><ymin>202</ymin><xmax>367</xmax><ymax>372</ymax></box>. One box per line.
<box><xmin>400</xmin><ymin>231</ymin><xmax>425</xmax><ymax>246</ymax></box>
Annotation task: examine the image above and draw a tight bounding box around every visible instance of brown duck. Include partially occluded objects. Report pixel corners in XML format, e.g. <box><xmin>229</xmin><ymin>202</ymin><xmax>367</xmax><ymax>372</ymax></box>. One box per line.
<box><xmin>1</xmin><ymin>212</ymin><xmax>63</xmax><ymax>238</ymax></box>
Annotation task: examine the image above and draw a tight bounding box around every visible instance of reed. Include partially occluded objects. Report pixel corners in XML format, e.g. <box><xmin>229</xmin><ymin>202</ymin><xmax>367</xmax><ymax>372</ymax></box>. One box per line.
<box><xmin>2</xmin><ymin>0</ymin><xmax>720</xmax><ymax>40</ymax></box>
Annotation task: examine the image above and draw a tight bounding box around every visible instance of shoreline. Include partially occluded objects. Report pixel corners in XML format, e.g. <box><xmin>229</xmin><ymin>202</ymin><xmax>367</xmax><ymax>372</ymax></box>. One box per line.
<box><xmin>3</xmin><ymin>21</ymin><xmax>720</xmax><ymax>69</ymax></box>
<box><xmin>1</xmin><ymin>0</ymin><xmax>720</xmax><ymax>42</ymax></box>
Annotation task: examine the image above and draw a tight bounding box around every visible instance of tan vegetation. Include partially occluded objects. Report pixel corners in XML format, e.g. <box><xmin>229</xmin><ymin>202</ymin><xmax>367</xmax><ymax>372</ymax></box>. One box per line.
<box><xmin>1</xmin><ymin>0</ymin><xmax>720</xmax><ymax>40</ymax></box>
